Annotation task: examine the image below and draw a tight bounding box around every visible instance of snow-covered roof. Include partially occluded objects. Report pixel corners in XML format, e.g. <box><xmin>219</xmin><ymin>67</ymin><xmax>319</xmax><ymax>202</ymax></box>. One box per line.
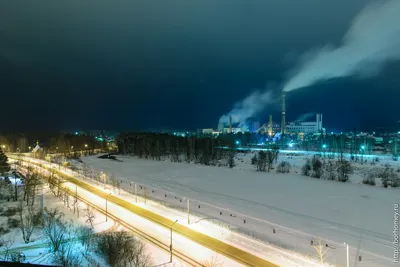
<box><xmin>32</xmin><ymin>144</ymin><xmax>42</xmax><ymax>153</ymax></box>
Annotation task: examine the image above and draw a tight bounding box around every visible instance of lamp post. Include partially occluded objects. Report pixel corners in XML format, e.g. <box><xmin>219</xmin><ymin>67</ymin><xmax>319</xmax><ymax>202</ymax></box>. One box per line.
<box><xmin>360</xmin><ymin>145</ymin><xmax>365</xmax><ymax>163</ymax></box>
<box><xmin>170</xmin><ymin>220</ymin><xmax>178</xmax><ymax>263</ymax></box>
<box><xmin>106</xmin><ymin>193</ymin><xmax>112</xmax><ymax>222</ymax></box>
<box><xmin>344</xmin><ymin>242</ymin><xmax>349</xmax><ymax>267</ymax></box>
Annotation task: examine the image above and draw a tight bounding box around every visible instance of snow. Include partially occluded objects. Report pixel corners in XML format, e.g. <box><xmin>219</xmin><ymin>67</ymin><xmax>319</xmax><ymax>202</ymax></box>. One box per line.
<box><xmin>76</xmin><ymin>153</ymin><xmax>400</xmax><ymax>267</ymax></box>
<box><xmin>12</xmin><ymin>158</ymin><xmax>245</xmax><ymax>267</ymax></box>
<box><xmin>0</xmin><ymin>184</ymin><xmax>194</xmax><ymax>266</ymax></box>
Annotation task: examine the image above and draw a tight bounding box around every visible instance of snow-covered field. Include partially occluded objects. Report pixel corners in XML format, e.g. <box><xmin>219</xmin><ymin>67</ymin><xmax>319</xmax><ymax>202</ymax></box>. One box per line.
<box><xmin>79</xmin><ymin>152</ymin><xmax>400</xmax><ymax>267</ymax></box>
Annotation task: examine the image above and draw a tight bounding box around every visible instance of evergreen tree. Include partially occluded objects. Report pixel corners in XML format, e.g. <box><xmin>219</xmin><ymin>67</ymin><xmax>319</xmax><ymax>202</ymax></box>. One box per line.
<box><xmin>0</xmin><ymin>147</ymin><xmax>10</xmax><ymax>175</ymax></box>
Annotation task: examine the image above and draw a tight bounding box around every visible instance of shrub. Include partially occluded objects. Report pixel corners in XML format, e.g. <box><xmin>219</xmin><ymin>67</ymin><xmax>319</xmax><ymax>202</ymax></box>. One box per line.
<box><xmin>324</xmin><ymin>161</ymin><xmax>336</xmax><ymax>180</ymax></box>
<box><xmin>95</xmin><ymin>231</ymin><xmax>151</xmax><ymax>267</ymax></box>
<box><xmin>362</xmin><ymin>178</ymin><xmax>376</xmax><ymax>186</ymax></box>
<box><xmin>311</xmin><ymin>156</ymin><xmax>323</xmax><ymax>178</ymax></box>
<box><xmin>337</xmin><ymin>160</ymin><xmax>353</xmax><ymax>182</ymax></box>
<box><xmin>276</xmin><ymin>161</ymin><xmax>291</xmax><ymax>173</ymax></box>
<box><xmin>301</xmin><ymin>160</ymin><xmax>312</xmax><ymax>176</ymax></box>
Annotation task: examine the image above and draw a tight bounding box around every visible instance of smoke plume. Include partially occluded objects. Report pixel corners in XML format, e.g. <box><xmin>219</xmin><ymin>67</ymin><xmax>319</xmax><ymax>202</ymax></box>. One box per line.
<box><xmin>219</xmin><ymin>89</ymin><xmax>277</xmax><ymax>128</ymax></box>
<box><xmin>295</xmin><ymin>113</ymin><xmax>315</xmax><ymax>122</ymax></box>
<box><xmin>283</xmin><ymin>0</ymin><xmax>400</xmax><ymax>92</ymax></box>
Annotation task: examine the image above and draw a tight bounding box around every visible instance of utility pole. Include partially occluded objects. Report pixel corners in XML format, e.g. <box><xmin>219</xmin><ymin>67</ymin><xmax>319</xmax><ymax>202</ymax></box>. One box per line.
<box><xmin>134</xmin><ymin>183</ymin><xmax>137</xmax><ymax>203</ymax></box>
<box><xmin>14</xmin><ymin>171</ymin><xmax>18</xmax><ymax>201</ymax></box>
<box><xmin>187</xmin><ymin>199</ymin><xmax>190</xmax><ymax>224</ymax></box>
<box><xmin>170</xmin><ymin>220</ymin><xmax>178</xmax><ymax>263</ymax></box>
<box><xmin>41</xmin><ymin>185</ymin><xmax>44</xmax><ymax>223</ymax></box>
<box><xmin>106</xmin><ymin>193</ymin><xmax>112</xmax><ymax>222</ymax></box>
<box><xmin>344</xmin><ymin>242</ymin><xmax>349</xmax><ymax>267</ymax></box>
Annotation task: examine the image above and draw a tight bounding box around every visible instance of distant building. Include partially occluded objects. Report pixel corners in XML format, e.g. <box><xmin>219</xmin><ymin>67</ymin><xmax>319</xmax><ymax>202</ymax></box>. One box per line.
<box><xmin>285</xmin><ymin>114</ymin><xmax>323</xmax><ymax>134</ymax></box>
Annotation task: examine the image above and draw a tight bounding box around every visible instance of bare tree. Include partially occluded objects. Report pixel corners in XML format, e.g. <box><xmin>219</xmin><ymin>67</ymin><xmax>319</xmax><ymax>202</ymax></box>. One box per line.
<box><xmin>266</xmin><ymin>150</ymin><xmax>276</xmax><ymax>172</ymax></box>
<box><xmin>0</xmin><ymin>236</ymin><xmax>15</xmax><ymax>261</ymax></box>
<box><xmin>43</xmin><ymin>208</ymin><xmax>67</xmax><ymax>252</ymax></box>
<box><xmin>23</xmin><ymin>171</ymin><xmax>42</xmax><ymax>206</ymax></box>
<box><xmin>312</xmin><ymin>238</ymin><xmax>330</xmax><ymax>264</ymax></box>
<box><xmin>18</xmin><ymin>201</ymin><xmax>41</xmax><ymax>243</ymax></box>
<box><xmin>77</xmin><ymin>225</ymin><xmax>95</xmax><ymax>256</ymax></box>
<box><xmin>85</xmin><ymin>207</ymin><xmax>96</xmax><ymax>229</ymax></box>
<box><xmin>203</xmin><ymin>255</ymin><xmax>224</xmax><ymax>267</ymax></box>
<box><xmin>82</xmin><ymin>253</ymin><xmax>101</xmax><ymax>267</ymax></box>
<box><xmin>53</xmin><ymin>240</ymin><xmax>82</xmax><ymax>267</ymax></box>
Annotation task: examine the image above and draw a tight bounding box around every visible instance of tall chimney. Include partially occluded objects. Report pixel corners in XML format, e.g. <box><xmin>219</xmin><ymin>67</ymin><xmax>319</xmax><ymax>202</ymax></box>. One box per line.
<box><xmin>229</xmin><ymin>116</ymin><xmax>233</xmax><ymax>133</ymax></box>
<box><xmin>281</xmin><ymin>91</ymin><xmax>286</xmax><ymax>134</ymax></box>
<box><xmin>268</xmin><ymin>114</ymin><xmax>273</xmax><ymax>136</ymax></box>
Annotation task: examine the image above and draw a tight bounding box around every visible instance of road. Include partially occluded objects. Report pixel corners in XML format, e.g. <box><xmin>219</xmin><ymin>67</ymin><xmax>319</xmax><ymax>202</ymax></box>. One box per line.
<box><xmin>12</xmin><ymin>155</ymin><xmax>279</xmax><ymax>267</ymax></box>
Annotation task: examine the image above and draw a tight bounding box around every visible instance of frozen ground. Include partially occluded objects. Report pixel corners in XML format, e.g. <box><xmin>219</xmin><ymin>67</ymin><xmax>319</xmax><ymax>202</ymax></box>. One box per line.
<box><xmin>79</xmin><ymin>152</ymin><xmax>400</xmax><ymax>267</ymax></box>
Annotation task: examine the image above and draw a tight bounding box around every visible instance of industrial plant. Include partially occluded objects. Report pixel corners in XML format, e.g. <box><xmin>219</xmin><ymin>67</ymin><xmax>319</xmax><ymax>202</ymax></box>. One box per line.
<box><xmin>200</xmin><ymin>91</ymin><xmax>325</xmax><ymax>138</ymax></box>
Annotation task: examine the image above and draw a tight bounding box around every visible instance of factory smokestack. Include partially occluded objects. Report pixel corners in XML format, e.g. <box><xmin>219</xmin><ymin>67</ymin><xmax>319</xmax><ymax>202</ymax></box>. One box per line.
<box><xmin>229</xmin><ymin>116</ymin><xmax>233</xmax><ymax>133</ymax></box>
<box><xmin>281</xmin><ymin>91</ymin><xmax>286</xmax><ymax>134</ymax></box>
<box><xmin>268</xmin><ymin>114</ymin><xmax>273</xmax><ymax>136</ymax></box>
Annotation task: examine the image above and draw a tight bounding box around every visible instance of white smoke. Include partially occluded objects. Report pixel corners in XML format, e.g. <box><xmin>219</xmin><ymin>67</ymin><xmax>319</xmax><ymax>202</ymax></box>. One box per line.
<box><xmin>219</xmin><ymin>90</ymin><xmax>277</xmax><ymax>128</ymax></box>
<box><xmin>295</xmin><ymin>113</ymin><xmax>315</xmax><ymax>122</ymax></box>
<box><xmin>283</xmin><ymin>0</ymin><xmax>400</xmax><ymax>92</ymax></box>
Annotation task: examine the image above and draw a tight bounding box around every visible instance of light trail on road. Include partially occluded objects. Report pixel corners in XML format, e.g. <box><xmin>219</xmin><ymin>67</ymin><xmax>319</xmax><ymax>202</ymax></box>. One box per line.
<box><xmin>14</xmin><ymin>156</ymin><xmax>279</xmax><ymax>267</ymax></box>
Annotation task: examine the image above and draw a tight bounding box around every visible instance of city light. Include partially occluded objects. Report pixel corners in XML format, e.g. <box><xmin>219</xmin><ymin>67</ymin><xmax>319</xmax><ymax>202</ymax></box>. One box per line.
<box><xmin>361</xmin><ymin>145</ymin><xmax>365</xmax><ymax>150</ymax></box>
<box><xmin>235</xmin><ymin>140</ymin><xmax>240</xmax><ymax>145</ymax></box>
<box><xmin>322</xmin><ymin>144</ymin><xmax>327</xmax><ymax>149</ymax></box>
<box><xmin>289</xmin><ymin>143</ymin><xmax>294</xmax><ymax>148</ymax></box>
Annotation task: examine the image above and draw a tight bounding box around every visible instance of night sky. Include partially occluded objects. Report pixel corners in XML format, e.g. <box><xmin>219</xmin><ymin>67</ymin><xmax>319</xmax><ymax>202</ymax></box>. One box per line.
<box><xmin>0</xmin><ymin>0</ymin><xmax>399</xmax><ymax>132</ymax></box>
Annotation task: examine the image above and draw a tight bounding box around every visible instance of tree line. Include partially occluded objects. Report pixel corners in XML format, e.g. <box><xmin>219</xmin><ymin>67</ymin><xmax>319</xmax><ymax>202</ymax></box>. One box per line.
<box><xmin>117</xmin><ymin>132</ymin><xmax>238</xmax><ymax>168</ymax></box>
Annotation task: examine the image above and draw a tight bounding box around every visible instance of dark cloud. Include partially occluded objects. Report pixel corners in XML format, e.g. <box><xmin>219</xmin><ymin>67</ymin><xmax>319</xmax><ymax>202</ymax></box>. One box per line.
<box><xmin>0</xmin><ymin>0</ymin><xmax>396</xmax><ymax>132</ymax></box>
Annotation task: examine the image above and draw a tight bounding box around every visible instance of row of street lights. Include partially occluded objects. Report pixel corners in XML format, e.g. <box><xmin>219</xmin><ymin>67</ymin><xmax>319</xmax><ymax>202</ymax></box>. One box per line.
<box><xmin>104</xmin><ymin>191</ymin><xmax>178</xmax><ymax>263</ymax></box>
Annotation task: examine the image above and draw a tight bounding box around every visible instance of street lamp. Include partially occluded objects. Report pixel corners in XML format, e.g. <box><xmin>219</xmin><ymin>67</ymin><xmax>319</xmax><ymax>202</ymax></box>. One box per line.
<box><xmin>106</xmin><ymin>193</ymin><xmax>112</xmax><ymax>222</ymax></box>
<box><xmin>85</xmin><ymin>144</ymin><xmax>88</xmax><ymax>148</ymax></box>
<box><xmin>170</xmin><ymin>219</ymin><xmax>178</xmax><ymax>263</ymax></box>
<box><xmin>322</xmin><ymin>144</ymin><xmax>327</xmax><ymax>158</ymax></box>
<box><xmin>344</xmin><ymin>242</ymin><xmax>349</xmax><ymax>267</ymax></box>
